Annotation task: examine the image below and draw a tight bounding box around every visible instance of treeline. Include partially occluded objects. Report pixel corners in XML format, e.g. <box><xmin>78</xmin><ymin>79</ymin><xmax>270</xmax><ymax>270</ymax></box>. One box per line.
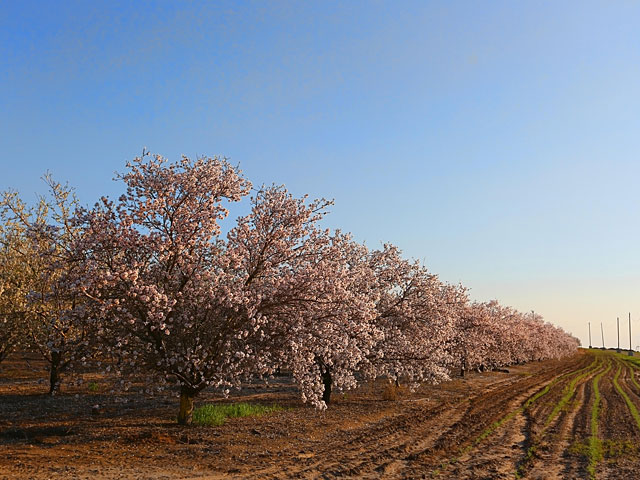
<box><xmin>0</xmin><ymin>152</ymin><xmax>579</xmax><ymax>424</ymax></box>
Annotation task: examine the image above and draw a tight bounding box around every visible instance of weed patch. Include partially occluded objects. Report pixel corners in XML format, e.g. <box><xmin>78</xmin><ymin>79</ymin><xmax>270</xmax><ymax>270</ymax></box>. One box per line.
<box><xmin>602</xmin><ymin>438</ymin><xmax>637</xmax><ymax>459</ymax></box>
<box><xmin>568</xmin><ymin>440</ymin><xmax>589</xmax><ymax>456</ymax></box>
<box><xmin>192</xmin><ymin>403</ymin><xmax>283</xmax><ymax>426</ymax></box>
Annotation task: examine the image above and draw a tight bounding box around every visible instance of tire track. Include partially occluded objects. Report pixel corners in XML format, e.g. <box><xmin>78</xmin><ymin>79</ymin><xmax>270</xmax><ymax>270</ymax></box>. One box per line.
<box><xmin>251</xmin><ymin>373</ymin><xmax>534</xmax><ymax>479</ymax></box>
<box><xmin>595</xmin><ymin>356</ymin><xmax>640</xmax><ymax>480</ymax></box>
<box><xmin>612</xmin><ymin>362</ymin><xmax>640</xmax><ymax>431</ymax></box>
<box><xmin>519</xmin><ymin>356</ymin><xmax>603</xmax><ymax>479</ymax></box>
<box><xmin>246</xmin><ymin>355</ymin><xmax>589</xmax><ymax>479</ymax></box>
<box><xmin>425</xmin><ymin>354</ymin><xmax>590</xmax><ymax>479</ymax></box>
<box><xmin>223</xmin><ymin>351</ymin><xmax>640</xmax><ymax>480</ymax></box>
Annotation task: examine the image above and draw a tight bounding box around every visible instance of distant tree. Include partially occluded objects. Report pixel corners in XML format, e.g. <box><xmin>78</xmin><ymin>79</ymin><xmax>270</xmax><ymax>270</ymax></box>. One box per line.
<box><xmin>452</xmin><ymin>300</ymin><xmax>579</xmax><ymax>376</ymax></box>
<box><xmin>0</xmin><ymin>177</ymin><xmax>94</xmax><ymax>392</ymax></box>
<box><xmin>0</xmin><ymin>207</ymin><xmax>30</xmax><ymax>364</ymax></box>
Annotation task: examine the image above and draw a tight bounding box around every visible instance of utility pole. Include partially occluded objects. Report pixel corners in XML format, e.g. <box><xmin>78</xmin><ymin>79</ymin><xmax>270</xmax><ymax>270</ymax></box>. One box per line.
<box><xmin>601</xmin><ymin>322</ymin><xmax>605</xmax><ymax>350</ymax></box>
<box><xmin>630</xmin><ymin>312</ymin><xmax>634</xmax><ymax>357</ymax></box>
<box><xmin>588</xmin><ymin>322</ymin><xmax>592</xmax><ymax>349</ymax></box>
<box><xmin>617</xmin><ymin>317</ymin><xmax>621</xmax><ymax>353</ymax></box>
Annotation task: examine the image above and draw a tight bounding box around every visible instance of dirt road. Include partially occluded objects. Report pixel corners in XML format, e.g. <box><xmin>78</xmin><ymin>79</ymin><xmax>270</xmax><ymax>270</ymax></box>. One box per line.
<box><xmin>1</xmin><ymin>349</ymin><xmax>639</xmax><ymax>479</ymax></box>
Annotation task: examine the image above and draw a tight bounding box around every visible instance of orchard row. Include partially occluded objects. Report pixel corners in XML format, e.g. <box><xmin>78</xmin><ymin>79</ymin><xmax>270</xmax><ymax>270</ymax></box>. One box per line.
<box><xmin>0</xmin><ymin>152</ymin><xmax>579</xmax><ymax>424</ymax></box>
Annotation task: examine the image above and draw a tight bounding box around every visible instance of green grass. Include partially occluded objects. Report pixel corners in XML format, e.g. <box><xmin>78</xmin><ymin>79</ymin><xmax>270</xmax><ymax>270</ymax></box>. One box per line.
<box><xmin>601</xmin><ymin>438</ymin><xmax>638</xmax><ymax>458</ymax></box>
<box><xmin>587</xmin><ymin>359</ymin><xmax>611</xmax><ymax>479</ymax></box>
<box><xmin>568</xmin><ymin>439</ymin><xmax>590</xmax><ymax>456</ymax></box>
<box><xmin>192</xmin><ymin>402</ymin><xmax>284</xmax><ymax>426</ymax></box>
<box><xmin>569</xmin><ymin>438</ymin><xmax>637</xmax><ymax>459</ymax></box>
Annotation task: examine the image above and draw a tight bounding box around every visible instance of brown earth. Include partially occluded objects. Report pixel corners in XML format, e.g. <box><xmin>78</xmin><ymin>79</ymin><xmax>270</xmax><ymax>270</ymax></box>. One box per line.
<box><xmin>1</xmin><ymin>349</ymin><xmax>639</xmax><ymax>479</ymax></box>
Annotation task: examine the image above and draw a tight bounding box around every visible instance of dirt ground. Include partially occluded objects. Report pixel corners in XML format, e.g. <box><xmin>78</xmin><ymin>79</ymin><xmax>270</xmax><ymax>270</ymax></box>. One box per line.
<box><xmin>1</xmin><ymin>349</ymin><xmax>639</xmax><ymax>479</ymax></box>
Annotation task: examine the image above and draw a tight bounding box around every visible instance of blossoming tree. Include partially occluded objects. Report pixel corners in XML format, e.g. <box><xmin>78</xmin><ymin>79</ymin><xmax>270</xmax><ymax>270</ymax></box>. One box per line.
<box><xmin>224</xmin><ymin>186</ymin><xmax>381</xmax><ymax>408</ymax></box>
<box><xmin>78</xmin><ymin>152</ymin><xmax>257</xmax><ymax>423</ymax></box>
<box><xmin>0</xmin><ymin>206</ymin><xmax>30</xmax><ymax>364</ymax></box>
<box><xmin>363</xmin><ymin>245</ymin><xmax>460</xmax><ymax>387</ymax></box>
<box><xmin>0</xmin><ymin>178</ymin><xmax>94</xmax><ymax>393</ymax></box>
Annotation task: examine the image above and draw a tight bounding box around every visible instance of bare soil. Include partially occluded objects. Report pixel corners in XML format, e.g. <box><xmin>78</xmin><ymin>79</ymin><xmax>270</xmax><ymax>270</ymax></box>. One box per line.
<box><xmin>1</xmin><ymin>349</ymin><xmax>639</xmax><ymax>479</ymax></box>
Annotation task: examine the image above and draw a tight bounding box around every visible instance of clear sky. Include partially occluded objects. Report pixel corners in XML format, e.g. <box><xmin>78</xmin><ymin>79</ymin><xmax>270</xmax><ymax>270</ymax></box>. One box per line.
<box><xmin>2</xmin><ymin>1</ymin><xmax>639</xmax><ymax>348</ymax></box>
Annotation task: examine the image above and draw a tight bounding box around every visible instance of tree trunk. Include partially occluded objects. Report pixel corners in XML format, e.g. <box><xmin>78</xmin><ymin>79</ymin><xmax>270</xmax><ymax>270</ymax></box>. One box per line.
<box><xmin>177</xmin><ymin>385</ymin><xmax>196</xmax><ymax>425</ymax></box>
<box><xmin>460</xmin><ymin>357</ymin><xmax>467</xmax><ymax>378</ymax></box>
<box><xmin>49</xmin><ymin>351</ymin><xmax>62</xmax><ymax>395</ymax></box>
<box><xmin>321</xmin><ymin>369</ymin><xmax>332</xmax><ymax>405</ymax></box>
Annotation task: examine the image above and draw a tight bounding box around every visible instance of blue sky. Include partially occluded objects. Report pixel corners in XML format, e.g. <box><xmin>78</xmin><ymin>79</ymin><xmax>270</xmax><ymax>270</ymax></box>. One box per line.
<box><xmin>2</xmin><ymin>1</ymin><xmax>640</xmax><ymax>348</ymax></box>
